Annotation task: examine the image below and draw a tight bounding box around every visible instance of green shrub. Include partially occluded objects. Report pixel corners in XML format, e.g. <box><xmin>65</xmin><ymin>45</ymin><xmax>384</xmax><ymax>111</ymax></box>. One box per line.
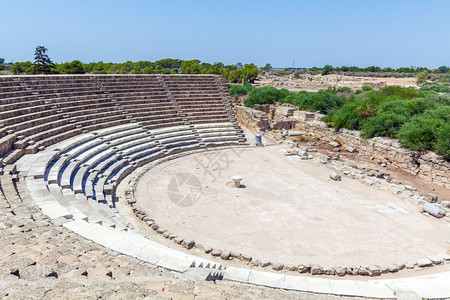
<box><xmin>229</xmin><ymin>85</ymin><xmax>249</xmax><ymax>99</ymax></box>
<box><xmin>420</xmin><ymin>82</ymin><xmax>450</xmax><ymax>93</ymax></box>
<box><xmin>379</xmin><ymin>86</ymin><xmax>419</xmax><ymax>99</ymax></box>
<box><xmin>337</xmin><ymin>86</ymin><xmax>352</xmax><ymax>94</ymax></box>
<box><xmin>397</xmin><ymin>116</ymin><xmax>445</xmax><ymax>152</ymax></box>
<box><xmin>440</xmin><ymin>75</ymin><xmax>450</xmax><ymax>83</ymax></box>
<box><xmin>244</xmin><ymin>86</ymin><xmax>289</xmax><ymax>107</ymax></box>
<box><xmin>361</xmin><ymin>112</ymin><xmax>408</xmax><ymax>138</ymax></box>
<box><xmin>396</xmin><ymin>106</ymin><xmax>450</xmax><ymax>158</ymax></box>
<box><xmin>321</xmin><ymin>65</ymin><xmax>333</xmax><ymax>76</ymax></box>
<box><xmin>416</xmin><ymin>70</ymin><xmax>429</xmax><ymax>85</ymax></box>
<box><xmin>362</xmin><ymin>85</ymin><xmax>373</xmax><ymax>92</ymax></box>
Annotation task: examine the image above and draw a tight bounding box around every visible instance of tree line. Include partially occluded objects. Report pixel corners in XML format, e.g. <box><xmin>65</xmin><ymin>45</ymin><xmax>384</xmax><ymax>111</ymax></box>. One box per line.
<box><xmin>6</xmin><ymin>46</ymin><xmax>261</xmax><ymax>83</ymax></box>
<box><xmin>311</xmin><ymin>64</ymin><xmax>449</xmax><ymax>75</ymax></box>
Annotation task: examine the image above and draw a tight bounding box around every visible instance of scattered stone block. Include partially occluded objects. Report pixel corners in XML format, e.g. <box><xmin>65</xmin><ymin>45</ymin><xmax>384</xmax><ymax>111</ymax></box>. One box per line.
<box><xmin>220</xmin><ymin>251</ymin><xmax>231</xmax><ymax>260</ymax></box>
<box><xmin>297</xmin><ymin>150</ymin><xmax>308</xmax><ymax>157</ymax></box>
<box><xmin>405</xmin><ymin>262</ymin><xmax>415</xmax><ymax>269</ymax></box>
<box><xmin>271</xmin><ymin>263</ymin><xmax>284</xmax><ymax>271</ymax></box>
<box><xmin>156</xmin><ymin>227</ymin><xmax>166</xmax><ymax>234</ymax></box>
<box><xmin>424</xmin><ymin>194</ymin><xmax>438</xmax><ymax>203</ymax></box>
<box><xmin>322</xmin><ymin>266</ymin><xmax>335</xmax><ymax>275</ymax></box>
<box><xmin>391</xmin><ymin>179</ymin><xmax>402</xmax><ymax>185</ymax></box>
<box><xmin>368</xmin><ymin>265</ymin><xmax>381</xmax><ymax>276</ymax></box>
<box><xmin>287</xmin><ymin>265</ymin><xmax>297</xmax><ymax>271</ymax></box>
<box><xmin>329</xmin><ymin>172</ymin><xmax>341</xmax><ymax>181</ymax></box>
<box><xmin>345</xmin><ymin>146</ymin><xmax>356</xmax><ymax>153</ymax></box>
<box><xmin>329</xmin><ymin>141</ymin><xmax>340</xmax><ymax>147</ymax></box>
<box><xmin>182</xmin><ymin>240</ymin><xmax>195</xmax><ymax>250</ymax></box>
<box><xmin>285</xmin><ymin>149</ymin><xmax>298</xmax><ymax>156</ymax></box>
<box><xmin>251</xmin><ymin>258</ymin><xmax>259</xmax><ymax>266</ymax></box>
<box><xmin>241</xmin><ymin>254</ymin><xmax>252</xmax><ymax>262</ymax></box>
<box><xmin>210</xmin><ymin>249</ymin><xmax>221</xmax><ymax>257</ymax></box>
<box><xmin>427</xmin><ymin>255</ymin><xmax>443</xmax><ymax>265</ymax></box>
<box><xmin>310</xmin><ymin>264</ymin><xmax>323</xmax><ymax>275</ymax></box>
<box><xmin>417</xmin><ymin>258</ymin><xmax>432</xmax><ymax>268</ymax></box>
<box><xmin>173</xmin><ymin>236</ymin><xmax>184</xmax><ymax>244</ymax></box>
<box><xmin>334</xmin><ymin>266</ymin><xmax>347</xmax><ymax>276</ymax></box>
<box><xmin>297</xmin><ymin>264</ymin><xmax>310</xmax><ymax>273</ymax></box>
<box><xmin>422</xmin><ymin>202</ymin><xmax>446</xmax><ymax>218</ymax></box>
<box><xmin>387</xmin><ymin>265</ymin><xmax>399</xmax><ymax>273</ymax></box>
<box><xmin>259</xmin><ymin>260</ymin><xmax>270</xmax><ymax>267</ymax></box>
<box><xmin>357</xmin><ymin>266</ymin><xmax>370</xmax><ymax>276</ymax></box>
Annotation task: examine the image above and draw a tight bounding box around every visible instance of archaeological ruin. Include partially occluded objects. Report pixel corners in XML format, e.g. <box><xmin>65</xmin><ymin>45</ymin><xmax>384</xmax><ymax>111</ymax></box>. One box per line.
<box><xmin>0</xmin><ymin>74</ymin><xmax>449</xmax><ymax>299</ymax></box>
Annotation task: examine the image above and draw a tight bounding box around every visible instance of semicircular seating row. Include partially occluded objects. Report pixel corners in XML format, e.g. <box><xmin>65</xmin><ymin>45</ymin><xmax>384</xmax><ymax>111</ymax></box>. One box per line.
<box><xmin>21</xmin><ymin>121</ymin><xmax>243</xmax><ymax>273</ymax></box>
<box><xmin>0</xmin><ymin>74</ymin><xmax>244</xmax><ymax>165</ymax></box>
<box><xmin>0</xmin><ymin>74</ymin><xmax>247</xmax><ymax>273</ymax></box>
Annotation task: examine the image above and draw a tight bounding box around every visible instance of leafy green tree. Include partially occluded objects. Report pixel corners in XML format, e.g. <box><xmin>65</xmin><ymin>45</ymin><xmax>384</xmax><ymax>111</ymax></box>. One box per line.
<box><xmin>241</xmin><ymin>63</ymin><xmax>259</xmax><ymax>83</ymax></box>
<box><xmin>11</xmin><ymin>61</ymin><xmax>34</xmax><ymax>75</ymax></box>
<box><xmin>154</xmin><ymin>65</ymin><xmax>164</xmax><ymax>74</ymax></box>
<box><xmin>262</xmin><ymin>63</ymin><xmax>272</xmax><ymax>72</ymax></box>
<box><xmin>0</xmin><ymin>58</ymin><xmax>4</xmax><ymax>64</ymax></box>
<box><xmin>33</xmin><ymin>46</ymin><xmax>55</xmax><ymax>74</ymax></box>
<box><xmin>437</xmin><ymin>65</ymin><xmax>449</xmax><ymax>74</ymax></box>
<box><xmin>321</xmin><ymin>65</ymin><xmax>334</xmax><ymax>76</ymax></box>
<box><xmin>156</xmin><ymin>58</ymin><xmax>181</xmax><ymax>69</ymax></box>
<box><xmin>57</xmin><ymin>60</ymin><xmax>85</xmax><ymax>74</ymax></box>
<box><xmin>180</xmin><ymin>60</ymin><xmax>202</xmax><ymax>74</ymax></box>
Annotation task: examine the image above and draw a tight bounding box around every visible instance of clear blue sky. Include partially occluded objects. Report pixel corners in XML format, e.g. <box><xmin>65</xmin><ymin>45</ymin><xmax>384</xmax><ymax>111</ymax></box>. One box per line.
<box><xmin>2</xmin><ymin>0</ymin><xmax>449</xmax><ymax>68</ymax></box>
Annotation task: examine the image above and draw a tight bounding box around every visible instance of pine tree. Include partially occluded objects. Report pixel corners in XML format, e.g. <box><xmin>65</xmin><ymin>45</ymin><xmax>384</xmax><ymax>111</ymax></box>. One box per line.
<box><xmin>33</xmin><ymin>46</ymin><xmax>54</xmax><ymax>74</ymax></box>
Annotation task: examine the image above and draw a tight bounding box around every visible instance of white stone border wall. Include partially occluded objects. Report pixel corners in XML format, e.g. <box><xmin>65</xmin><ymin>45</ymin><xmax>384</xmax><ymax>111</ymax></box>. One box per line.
<box><xmin>124</xmin><ymin>147</ymin><xmax>450</xmax><ymax>278</ymax></box>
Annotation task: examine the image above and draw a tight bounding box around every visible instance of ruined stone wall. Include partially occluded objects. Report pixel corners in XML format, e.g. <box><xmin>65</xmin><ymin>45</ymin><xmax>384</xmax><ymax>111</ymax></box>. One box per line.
<box><xmin>234</xmin><ymin>106</ymin><xmax>270</xmax><ymax>132</ymax></box>
<box><xmin>235</xmin><ymin>106</ymin><xmax>449</xmax><ymax>188</ymax></box>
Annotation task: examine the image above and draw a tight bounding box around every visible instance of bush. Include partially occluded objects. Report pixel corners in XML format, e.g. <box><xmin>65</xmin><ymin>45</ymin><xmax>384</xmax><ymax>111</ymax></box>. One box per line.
<box><xmin>420</xmin><ymin>82</ymin><xmax>450</xmax><ymax>93</ymax></box>
<box><xmin>379</xmin><ymin>86</ymin><xmax>419</xmax><ymax>99</ymax></box>
<box><xmin>396</xmin><ymin>106</ymin><xmax>450</xmax><ymax>158</ymax></box>
<box><xmin>321</xmin><ymin>65</ymin><xmax>333</xmax><ymax>76</ymax></box>
<box><xmin>416</xmin><ymin>70</ymin><xmax>429</xmax><ymax>86</ymax></box>
<box><xmin>229</xmin><ymin>85</ymin><xmax>249</xmax><ymax>100</ymax></box>
<box><xmin>362</xmin><ymin>85</ymin><xmax>373</xmax><ymax>92</ymax></box>
<box><xmin>244</xmin><ymin>86</ymin><xmax>289</xmax><ymax>107</ymax></box>
<box><xmin>397</xmin><ymin>116</ymin><xmax>445</xmax><ymax>151</ymax></box>
<box><xmin>361</xmin><ymin>112</ymin><xmax>408</xmax><ymax>138</ymax></box>
<box><xmin>440</xmin><ymin>75</ymin><xmax>450</xmax><ymax>83</ymax></box>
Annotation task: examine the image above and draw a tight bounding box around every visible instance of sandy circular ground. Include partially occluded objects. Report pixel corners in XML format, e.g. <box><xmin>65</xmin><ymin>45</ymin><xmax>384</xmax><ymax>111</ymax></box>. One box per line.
<box><xmin>134</xmin><ymin>146</ymin><xmax>450</xmax><ymax>267</ymax></box>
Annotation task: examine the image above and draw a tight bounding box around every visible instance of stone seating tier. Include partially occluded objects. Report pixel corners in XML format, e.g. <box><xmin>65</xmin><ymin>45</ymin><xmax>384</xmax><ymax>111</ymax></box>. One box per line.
<box><xmin>37</xmin><ymin>122</ymin><xmax>243</xmax><ymax>210</ymax></box>
<box><xmin>0</xmin><ymin>75</ymin><xmax>239</xmax><ymax>162</ymax></box>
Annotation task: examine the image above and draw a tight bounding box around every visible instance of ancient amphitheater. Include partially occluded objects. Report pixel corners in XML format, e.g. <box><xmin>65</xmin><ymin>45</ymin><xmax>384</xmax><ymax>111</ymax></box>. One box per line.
<box><xmin>0</xmin><ymin>74</ymin><xmax>449</xmax><ymax>299</ymax></box>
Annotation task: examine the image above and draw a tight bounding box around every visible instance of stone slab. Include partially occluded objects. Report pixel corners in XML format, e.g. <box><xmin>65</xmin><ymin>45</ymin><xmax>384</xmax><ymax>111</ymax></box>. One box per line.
<box><xmin>108</xmin><ymin>233</ymin><xmax>149</xmax><ymax>256</ymax></box>
<box><xmin>223</xmin><ymin>267</ymin><xmax>250</xmax><ymax>282</ymax></box>
<box><xmin>356</xmin><ymin>281</ymin><xmax>395</xmax><ymax>299</ymax></box>
<box><xmin>329</xmin><ymin>279</ymin><xmax>362</xmax><ymax>296</ymax></box>
<box><xmin>306</xmin><ymin>277</ymin><xmax>333</xmax><ymax>294</ymax></box>
<box><xmin>283</xmin><ymin>274</ymin><xmax>308</xmax><ymax>291</ymax></box>
<box><xmin>156</xmin><ymin>251</ymin><xmax>195</xmax><ymax>272</ymax></box>
<box><xmin>133</xmin><ymin>242</ymin><xmax>169</xmax><ymax>264</ymax></box>
<box><xmin>247</xmin><ymin>270</ymin><xmax>285</xmax><ymax>289</ymax></box>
